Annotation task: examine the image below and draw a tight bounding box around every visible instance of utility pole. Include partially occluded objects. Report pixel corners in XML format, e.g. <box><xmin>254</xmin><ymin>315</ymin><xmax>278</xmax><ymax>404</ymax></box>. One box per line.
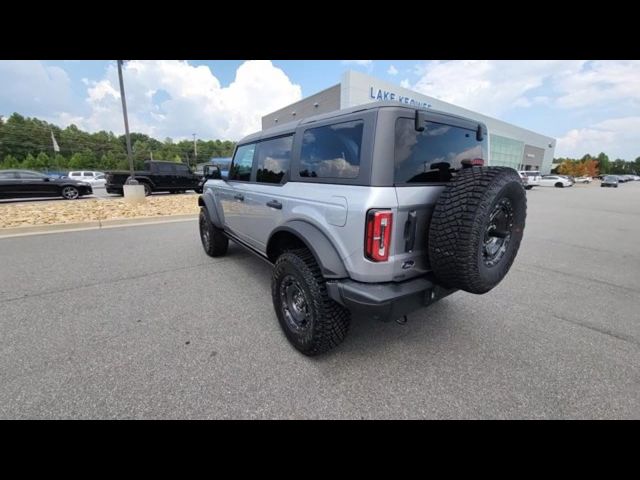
<box><xmin>192</xmin><ymin>133</ymin><xmax>198</xmax><ymax>169</ymax></box>
<box><xmin>117</xmin><ymin>60</ymin><xmax>138</xmax><ymax>186</ymax></box>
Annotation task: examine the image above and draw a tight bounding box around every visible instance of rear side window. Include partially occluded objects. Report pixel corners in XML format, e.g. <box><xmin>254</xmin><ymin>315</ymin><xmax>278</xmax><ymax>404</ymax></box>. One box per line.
<box><xmin>299</xmin><ymin>120</ymin><xmax>363</xmax><ymax>179</ymax></box>
<box><xmin>230</xmin><ymin>144</ymin><xmax>256</xmax><ymax>181</ymax></box>
<box><xmin>394</xmin><ymin>118</ymin><xmax>487</xmax><ymax>184</ymax></box>
<box><xmin>157</xmin><ymin>163</ymin><xmax>175</xmax><ymax>174</ymax></box>
<box><xmin>256</xmin><ymin>135</ymin><xmax>293</xmax><ymax>184</ymax></box>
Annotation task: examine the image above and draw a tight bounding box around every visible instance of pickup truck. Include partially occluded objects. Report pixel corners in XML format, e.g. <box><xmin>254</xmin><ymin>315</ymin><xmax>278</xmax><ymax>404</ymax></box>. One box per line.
<box><xmin>105</xmin><ymin>160</ymin><xmax>202</xmax><ymax>196</ymax></box>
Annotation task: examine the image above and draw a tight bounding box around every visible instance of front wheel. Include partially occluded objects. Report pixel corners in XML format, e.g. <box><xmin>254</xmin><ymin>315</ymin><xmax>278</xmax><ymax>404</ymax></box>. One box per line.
<box><xmin>199</xmin><ymin>208</ymin><xmax>228</xmax><ymax>257</ymax></box>
<box><xmin>271</xmin><ymin>249</ymin><xmax>350</xmax><ymax>356</ymax></box>
<box><xmin>61</xmin><ymin>186</ymin><xmax>79</xmax><ymax>200</ymax></box>
<box><xmin>142</xmin><ymin>183</ymin><xmax>152</xmax><ymax>196</ymax></box>
<box><xmin>555</xmin><ymin>182</ymin><xmax>564</xmax><ymax>188</ymax></box>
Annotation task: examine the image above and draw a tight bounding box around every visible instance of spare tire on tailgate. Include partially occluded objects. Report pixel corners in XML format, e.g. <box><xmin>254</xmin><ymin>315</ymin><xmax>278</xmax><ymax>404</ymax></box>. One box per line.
<box><xmin>428</xmin><ymin>167</ymin><xmax>526</xmax><ymax>294</ymax></box>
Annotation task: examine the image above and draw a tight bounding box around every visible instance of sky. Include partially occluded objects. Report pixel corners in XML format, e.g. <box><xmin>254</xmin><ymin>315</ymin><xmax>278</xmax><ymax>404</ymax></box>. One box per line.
<box><xmin>0</xmin><ymin>60</ymin><xmax>638</xmax><ymax>160</ymax></box>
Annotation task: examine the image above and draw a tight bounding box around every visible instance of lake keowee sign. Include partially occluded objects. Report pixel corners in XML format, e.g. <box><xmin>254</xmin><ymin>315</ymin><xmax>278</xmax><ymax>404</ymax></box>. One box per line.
<box><xmin>369</xmin><ymin>87</ymin><xmax>431</xmax><ymax>108</ymax></box>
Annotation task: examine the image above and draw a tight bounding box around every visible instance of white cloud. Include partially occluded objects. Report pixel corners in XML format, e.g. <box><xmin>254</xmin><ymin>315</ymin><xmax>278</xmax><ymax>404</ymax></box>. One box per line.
<box><xmin>553</xmin><ymin>60</ymin><xmax>640</xmax><ymax>109</ymax></box>
<box><xmin>407</xmin><ymin>60</ymin><xmax>640</xmax><ymax>118</ymax></box>
<box><xmin>409</xmin><ymin>60</ymin><xmax>588</xmax><ymax>116</ymax></box>
<box><xmin>387</xmin><ymin>65</ymin><xmax>398</xmax><ymax>76</ymax></box>
<box><xmin>556</xmin><ymin>116</ymin><xmax>640</xmax><ymax>160</ymax></box>
<box><xmin>0</xmin><ymin>60</ymin><xmax>73</xmax><ymax>116</ymax></box>
<box><xmin>342</xmin><ymin>60</ymin><xmax>373</xmax><ymax>67</ymax></box>
<box><xmin>400</xmin><ymin>78</ymin><xmax>410</xmax><ymax>89</ymax></box>
<box><xmin>73</xmin><ymin>60</ymin><xmax>302</xmax><ymax>140</ymax></box>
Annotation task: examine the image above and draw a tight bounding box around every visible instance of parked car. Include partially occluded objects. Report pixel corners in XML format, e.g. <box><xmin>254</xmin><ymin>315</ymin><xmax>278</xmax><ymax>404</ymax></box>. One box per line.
<box><xmin>105</xmin><ymin>161</ymin><xmax>202</xmax><ymax>196</ymax></box>
<box><xmin>68</xmin><ymin>171</ymin><xmax>105</xmax><ymax>184</ymax></box>
<box><xmin>518</xmin><ymin>170</ymin><xmax>541</xmax><ymax>190</ymax></box>
<box><xmin>601</xmin><ymin>175</ymin><xmax>619</xmax><ymax>188</ymax></box>
<box><xmin>91</xmin><ymin>174</ymin><xmax>107</xmax><ymax>187</ymax></box>
<box><xmin>0</xmin><ymin>169</ymin><xmax>93</xmax><ymax>199</ymax></box>
<box><xmin>574</xmin><ymin>176</ymin><xmax>592</xmax><ymax>183</ymax></box>
<box><xmin>198</xmin><ymin>102</ymin><xmax>527</xmax><ymax>355</ymax></box>
<box><xmin>539</xmin><ymin>175</ymin><xmax>574</xmax><ymax>188</ymax></box>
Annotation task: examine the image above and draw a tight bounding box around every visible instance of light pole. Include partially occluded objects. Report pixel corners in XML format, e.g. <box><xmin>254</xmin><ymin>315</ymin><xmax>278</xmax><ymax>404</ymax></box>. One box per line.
<box><xmin>192</xmin><ymin>133</ymin><xmax>198</xmax><ymax>169</ymax></box>
<box><xmin>117</xmin><ymin>60</ymin><xmax>138</xmax><ymax>186</ymax></box>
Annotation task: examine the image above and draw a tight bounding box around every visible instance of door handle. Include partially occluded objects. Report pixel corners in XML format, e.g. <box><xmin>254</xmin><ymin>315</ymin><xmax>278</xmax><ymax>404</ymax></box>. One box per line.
<box><xmin>234</xmin><ymin>193</ymin><xmax>244</xmax><ymax>201</ymax></box>
<box><xmin>266</xmin><ymin>200</ymin><xmax>282</xmax><ymax>210</ymax></box>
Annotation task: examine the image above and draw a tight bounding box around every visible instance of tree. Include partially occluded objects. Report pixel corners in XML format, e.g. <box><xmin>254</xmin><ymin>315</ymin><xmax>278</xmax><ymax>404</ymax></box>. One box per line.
<box><xmin>2</xmin><ymin>154</ymin><xmax>19</xmax><ymax>169</ymax></box>
<box><xmin>596</xmin><ymin>152</ymin><xmax>610</xmax><ymax>174</ymax></box>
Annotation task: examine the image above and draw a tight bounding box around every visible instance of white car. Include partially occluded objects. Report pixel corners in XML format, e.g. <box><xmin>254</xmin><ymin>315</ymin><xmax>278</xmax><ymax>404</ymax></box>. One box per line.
<box><xmin>574</xmin><ymin>176</ymin><xmax>592</xmax><ymax>183</ymax></box>
<box><xmin>539</xmin><ymin>175</ymin><xmax>574</xmax><ymax>188</ymax></box>
<box><xmin>518</xmin><ymin>170</ymin><xmax>541</xmax><ymax>190</ymax></box>
<box><xmin>67</xmin><ymin>171</ymin><xmax>105</xmax><ymax>185</ymax></box>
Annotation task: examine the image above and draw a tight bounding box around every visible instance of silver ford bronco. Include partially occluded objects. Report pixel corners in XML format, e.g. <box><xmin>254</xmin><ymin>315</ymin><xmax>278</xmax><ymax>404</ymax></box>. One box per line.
<box><xmin>198</xmin><ymin>102</ymin><xmax>526</xmax><ymax>355</ymax></box>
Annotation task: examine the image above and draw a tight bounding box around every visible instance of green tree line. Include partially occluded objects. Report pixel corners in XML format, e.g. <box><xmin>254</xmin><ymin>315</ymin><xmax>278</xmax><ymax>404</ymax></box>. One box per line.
<box><xmin>552</xmin><ymin>152</ymin><xmax>640</xmax><ymax>176</ymax></box>
<box><xmin>0</xmin><ymin>113</ymin><xmax>236</xmax><ymax>173</ymax></box>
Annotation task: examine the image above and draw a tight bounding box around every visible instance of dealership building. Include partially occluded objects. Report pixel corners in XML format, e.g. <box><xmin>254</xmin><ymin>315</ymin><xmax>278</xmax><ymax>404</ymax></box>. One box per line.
<box><xmin>262</xmin><ymin>70</ymin><xmax>556</xmax><ymax>174</ymax></box>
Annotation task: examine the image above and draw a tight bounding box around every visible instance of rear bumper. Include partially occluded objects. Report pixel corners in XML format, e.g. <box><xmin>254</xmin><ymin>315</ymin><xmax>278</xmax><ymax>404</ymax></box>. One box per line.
<box><xmin>325</xmin><ymin>274</ymin><xmax>457</xmax><ymax>321</ymax></box>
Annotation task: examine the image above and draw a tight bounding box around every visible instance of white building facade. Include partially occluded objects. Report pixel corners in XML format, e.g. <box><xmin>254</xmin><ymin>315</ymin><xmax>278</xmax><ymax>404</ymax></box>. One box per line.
<box><xmin>262</xmin><ymin>70</ymin><xmax>556</xmax><ymax>174</ymax></box>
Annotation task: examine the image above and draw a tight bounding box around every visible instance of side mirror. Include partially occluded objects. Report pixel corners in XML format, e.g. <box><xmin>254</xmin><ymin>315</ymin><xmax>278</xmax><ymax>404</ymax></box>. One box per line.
<box><xmin>203</xmin><ymin>165</ymin><xmax>222</xmax><ymax>180</ymax></box>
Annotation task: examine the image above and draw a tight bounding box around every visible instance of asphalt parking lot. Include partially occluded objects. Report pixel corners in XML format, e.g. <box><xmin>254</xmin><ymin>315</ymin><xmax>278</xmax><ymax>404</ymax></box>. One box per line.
<box><xmin>1</xmin><ymin>182</ymin><xmax>639</xmax><ymax>419</ymax></box>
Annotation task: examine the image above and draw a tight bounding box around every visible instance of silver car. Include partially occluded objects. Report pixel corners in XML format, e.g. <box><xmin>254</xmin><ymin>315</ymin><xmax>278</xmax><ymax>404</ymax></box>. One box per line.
<box><xmin>198</xmin><ymin>102</ymin><xmax>527</xmax><ymax>355</ymax></box>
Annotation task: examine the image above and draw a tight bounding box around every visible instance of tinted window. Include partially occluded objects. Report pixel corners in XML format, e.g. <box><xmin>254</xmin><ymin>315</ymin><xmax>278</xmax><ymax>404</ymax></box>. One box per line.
<box><xmin>395</xmin><ymin>118</ymin><xmax>487</xmax><ymax>184</ymax></box>
<box><xmin>70</xmin><ymin>172</ymin><xmax>80</xmax><ymax>176</ymax></box>
<box><xmin>299</xmin><ymin>120</ymin><xmax>363</xmax><ymax>179</ymax></box>
<box><xmin>157</xmin><ymin>163</ymin><xmax>175</xmax><ymax>174</ymax></box>
<box><xmin>175</xmin><ymin>164</ymin><xmax>190</xmax><ymax>175</ymax></box>
<box><xmin>17</xmin><ymin>171</ymin><xmax>45</xmax><ymax>179</ymax></box>
<box><xmin>83</xmin><ymin>172</ymin><xmax>93</xmax><ymax>177</ymax></box>
<box><xmin>229</xmin><ymin>144</ymin><xmax>256</xmax><ymax>181</ymax></box>
<box><xmin>0</xmin><ymin>171</ymin><xmax>17</xmax><ymax>179</ymax></box>
<box><xmin>256</xmin><ymin>135</ymin><xmax>293</xmax><ymax>184</ymax></box>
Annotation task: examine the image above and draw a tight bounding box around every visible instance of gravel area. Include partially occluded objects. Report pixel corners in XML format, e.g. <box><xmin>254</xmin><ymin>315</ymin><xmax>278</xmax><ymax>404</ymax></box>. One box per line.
<box><xmin>0</xmin><ymin>194</ymin><xmax>199</xmax><ymax>228</ymax></box>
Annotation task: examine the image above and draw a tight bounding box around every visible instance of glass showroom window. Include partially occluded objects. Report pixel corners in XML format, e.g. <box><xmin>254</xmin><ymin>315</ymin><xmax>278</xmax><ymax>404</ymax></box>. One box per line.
<box><xmin>489</xmin><ymin>135</ymin><xmax>524</xmax><ymax>169</ymax></box>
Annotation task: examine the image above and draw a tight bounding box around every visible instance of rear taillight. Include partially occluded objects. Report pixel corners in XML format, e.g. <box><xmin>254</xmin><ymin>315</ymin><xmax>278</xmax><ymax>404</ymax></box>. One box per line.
<box><xmin>365</xmin><ymin>209</ymin><xmax>393</xmax><ymax>262</ymax></box>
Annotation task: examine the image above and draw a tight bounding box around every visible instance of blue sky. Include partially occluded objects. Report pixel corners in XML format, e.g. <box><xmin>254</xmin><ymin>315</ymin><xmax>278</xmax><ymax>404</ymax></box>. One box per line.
<box><xmin>1</xmin><ymin>60</ymin><xmax>639</xmax><ymax>160</ymax></box>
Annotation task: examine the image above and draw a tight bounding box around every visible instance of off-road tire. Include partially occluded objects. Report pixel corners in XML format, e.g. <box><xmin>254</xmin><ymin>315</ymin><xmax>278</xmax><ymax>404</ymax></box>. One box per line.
<box><xmin>271</xmin><ymin>248</ymin><xmax>350</xmax><ymax>356</ymax></box>
<box><xmin>199</xmin><ymin>208</ymin><xmax>228</xmax><ymax>257</ymax></box>
<box><xmin>142</xmin><ymin>182</ymin><xmax>152</xmax><ymax>196</ymax></box>
<box><xmin>428</xmin><ymin>167</ymin><xmax>526</xmax><ymax>294</ymax></box>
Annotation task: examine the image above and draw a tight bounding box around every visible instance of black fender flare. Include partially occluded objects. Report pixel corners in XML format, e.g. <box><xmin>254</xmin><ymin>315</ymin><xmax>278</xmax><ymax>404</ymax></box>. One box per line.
<box><xmin>198</xmin><ymin>190</ymin><xmax>223</xmax><ymax>229</ymax></box>
<box><xmin>268</xmin><ymin>221</ymin><xmax>348</xmax><ymax>279</ymax></box>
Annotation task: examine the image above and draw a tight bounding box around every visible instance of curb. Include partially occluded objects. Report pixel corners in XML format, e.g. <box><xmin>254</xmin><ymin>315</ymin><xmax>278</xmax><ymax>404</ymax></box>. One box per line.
<box><xmin>0</xmin><ymin>214</ymin><xmax>198</xmax><ymax>239</ymax></box>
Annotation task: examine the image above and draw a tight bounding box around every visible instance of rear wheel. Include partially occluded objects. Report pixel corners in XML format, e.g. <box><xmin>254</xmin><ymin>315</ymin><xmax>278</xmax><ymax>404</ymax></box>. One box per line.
<box><xmin>272</xmin><ymin>248</ymin><xmax>350</xmax><ymax>356</ymax></box>
<box><xmin>142</xmin><ymin>183</ymin><xmax>152</xmax><ymax>196</ymax></box>
<box><xmin>428</xmin><ymin>167</ymin><xmax>526</xmax><ymax>294</ymax></box>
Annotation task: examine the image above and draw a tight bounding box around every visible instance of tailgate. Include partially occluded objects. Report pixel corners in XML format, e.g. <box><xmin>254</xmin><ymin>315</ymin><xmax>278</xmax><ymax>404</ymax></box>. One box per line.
<box><xmin>391</xmin><ymin>186</ymin><xmax>445</xmax><ymax>281</ymax></box>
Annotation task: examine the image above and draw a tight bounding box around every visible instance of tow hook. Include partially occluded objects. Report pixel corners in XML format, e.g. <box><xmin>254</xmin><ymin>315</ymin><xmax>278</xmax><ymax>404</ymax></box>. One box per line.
<box><xmin>396</xmin><ymin>315</ymin><xmax>408</xmax><ymax>325</ymax></box>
